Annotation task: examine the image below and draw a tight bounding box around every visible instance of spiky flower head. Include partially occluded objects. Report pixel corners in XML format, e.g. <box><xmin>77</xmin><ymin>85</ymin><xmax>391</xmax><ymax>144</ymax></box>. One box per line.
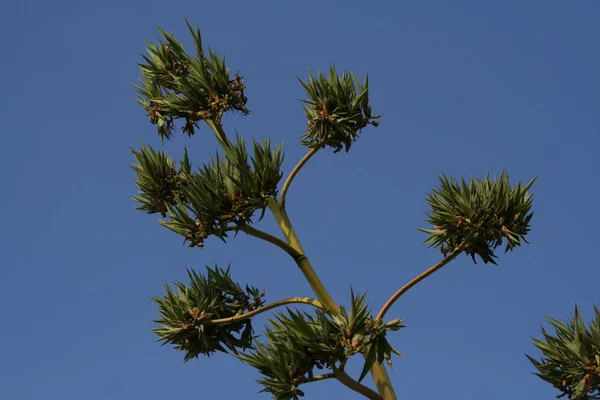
<box><xmin>152</xmin><ymin>266</ymin><xmax>264</xmax><ymax>361</ymax></box>
<box><xmin>420</xmin><ymin>171</ymin><xmax>535</xmax><ymax>264</ymax></box>
<box><xmin>135</xmin><ymin>20</ymin><xmax>248</xmax><ymax>140</ymax></box>
<box><xmin>528</xmin><ymin>306</ymin><xmax>600</xmax><ymax>400</ymax></box>
<box><xmin>299</xmin><ymin>65</ymin><xmax>380</xmax><ymax>153</ymax></box>
<box><xmin>131</xmin><ymin>136</ymin><xmax>284</xmax><ymax>248</ymax></box>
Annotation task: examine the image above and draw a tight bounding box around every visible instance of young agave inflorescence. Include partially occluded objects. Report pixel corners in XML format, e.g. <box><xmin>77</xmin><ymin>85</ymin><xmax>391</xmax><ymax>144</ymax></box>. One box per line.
<box><xmin>131</xmin><ymin>135</ymin><xmax>284</xmax><ymax>248</ymax></box>
<box><xmin>237</xmin><ymin>290</ymin><xmax>403</xmax><ymax>400</ymax></box>
<box><xmin>152</xmin><ymin>266</ymin><xmax>264</xmax><ymax>361</ymax></box>
<box><xmin>135</xmin><ymin>20</ymin><xmax>249</xmax><ymax>139</ymax></box>
<box><xmin>420</xmin><ymin>171</ymin><xmax>535</xmax><ymax>264</ymax></box>
<box><xmin>528</xmin><ymin>306</ymin><xmax>600</xmax><ymax>400</ymax></box>
<box><xmin>131</xmin><ymin>20</ymin><xmax>540</xmax><ymax>400</ymax></box>
<box><xmin>131</xmin><ymin>144</ymin><xmax>191</xmax><ymax>218</ymax></box>
<box><xmin>299</xmin><ymin>66</ymin><xmax>380</xmax><ymax>153</ymax></box>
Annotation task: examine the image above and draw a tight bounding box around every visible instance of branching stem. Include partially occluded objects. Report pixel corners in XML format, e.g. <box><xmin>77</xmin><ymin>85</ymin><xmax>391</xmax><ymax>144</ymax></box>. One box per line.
<box><xmin>267</xmin><ymin>198</ymin><xmax>338</xmax><ymax>313</ymax></box>
<box><xmin>206</xmin><ymin>119</ymin><xmax>233</xmax><ymax>149</ymax></box>
<box><xmin>376</xmin><ymin>245</ymin><xmax>466</xmax><ymax>322</ymax></box>
<box><xmin>206</xmin><ymin>297</ymin><xmax>323</xmax><ymax>326</ymax></box>
<box><xmin>206</xmin><ymin>119</ymin><xmax>396</xmax><ymax>400</ymax></box>
<box><xmin>336</xmin><ymin>371</ymin><xmax>385</xmax><ymax>400</ymax></box>
<box><xmin>268</xmin><ymin>197</ymin><xmax>396</xmax><ymax>399</ymax></box>
<box><xmin>240</xmin><ymin>224</ymin><xmax>306</xmax><ymax>262</ymax></box>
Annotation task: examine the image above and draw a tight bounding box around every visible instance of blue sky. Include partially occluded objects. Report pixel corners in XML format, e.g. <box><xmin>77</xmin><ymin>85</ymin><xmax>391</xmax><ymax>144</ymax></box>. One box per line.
<box><xmin>1</xmin><ymin>1</ymin><xmax>599</xmax><ymax>399</ymax></box>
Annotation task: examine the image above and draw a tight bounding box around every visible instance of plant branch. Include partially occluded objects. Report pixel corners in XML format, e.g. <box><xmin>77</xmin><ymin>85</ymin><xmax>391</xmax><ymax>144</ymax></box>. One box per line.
<box><xmin>333</xmin><ymin>365</ymin><xmax>385</xmax><ymax>400</ymax></box>
<box><xmin>267</xmin><ymin>198</ymin><xmax>339</xmax><ymax>313</ymax></box>
<box><xmin>280</xmin><ymin>143</ymin><xmax>322</xmax><ymax>206</ymax></box>
<box><xmin>303</xmin><ymin>372</ymin><xmax>336</xmax><ymax>383</ymax></box>
<box><xmin>336</xmin><ymin>372</ymin><xmax>385</xmax><ymax>400</ymax></box>
<box><xmin>268</xmin><ymin>198</ymin><xmax>396</xmax><ymax>399</ymax></box>
<box><xmin>205</xmin><ymin>297</ymin><xmax>323</xmax><ymax>326</ymax></box>
<box><xmin>241</xmin><ymin>224</ymin><xmax>305</xmax><ymax>262</ymax></box>
<box><xmin>240</xmin><ymin>224</ymin><xmax>306</xmax><ymax>262</ymax></box>
<box><xmin>365</xmin><ymin>361</ymin><xmax>396</xmax><ymax>400</ymax></box>
<box><xmin>206</xmin><ymin>119</ymin><xmax>233</xmax><ymax>149</ymax></box>
<box><xmin>376</xmin><ymin>244</ymin><xmax>466</xmax><ymax>322</ymax></box>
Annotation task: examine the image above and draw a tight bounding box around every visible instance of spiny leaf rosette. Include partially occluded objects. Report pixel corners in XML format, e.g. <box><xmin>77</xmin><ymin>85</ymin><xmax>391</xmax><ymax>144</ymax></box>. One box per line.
<box><xmin>152</xmin><ymin>266</ymin><xmax>264</xmax><ymax>361</ymax></box>
<box><xmin>527</xmin><ymin>306</ymin><xmax>600</xmax><ymax>400</ymax></box>
<box><xmin>420</xmin><ymin>171</ymin><xmax>535</xmax><ymax>264</ymax></box>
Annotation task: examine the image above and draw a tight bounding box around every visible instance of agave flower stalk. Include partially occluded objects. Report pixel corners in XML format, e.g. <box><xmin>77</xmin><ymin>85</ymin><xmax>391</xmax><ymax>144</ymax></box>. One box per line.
<box><xmin>130</xmin><ymin>21</ymin><xmax>536</xmax><ymax>400</ymax></box>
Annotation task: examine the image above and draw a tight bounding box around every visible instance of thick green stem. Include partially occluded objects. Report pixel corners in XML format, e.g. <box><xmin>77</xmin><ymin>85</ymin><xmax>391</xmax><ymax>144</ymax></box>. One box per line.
<box><xmin>268</xmin><ymin>198</ymin><xmax>397</xmax><ymax>399</ymax></box>
<box><xmin>206</xmin><ymin>119</ymin><xmax>233</xmax><ymax>149</ymax></box>
<box><xmin>206</xmin><ymin>121</ymin><xmax>397</xmax><ymax>399</ymax></box>
<box><xmin>301</xmin><ymin>369</ymin><xmax>384</xmax><ymax>400</ymax></box>
<box><xmin>367</xmin><ymin>365</ymin><xmax>396</xmax><ymax>400</ymax></box>
<box><xmin>336</xmin><ymin>371</ymin><xmax>385</xmax><ymax>400</ymax></box>
<box><xmin>267</xmin><ymin>199</ymin><xmax>338</xmax><ymax>312</ymax></box>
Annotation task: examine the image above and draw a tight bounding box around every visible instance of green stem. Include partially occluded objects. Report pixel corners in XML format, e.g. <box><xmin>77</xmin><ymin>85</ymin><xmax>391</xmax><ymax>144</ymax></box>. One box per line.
<box><xmin>267</xmin><ymin>199</ymin><xmax>338</xmax><ymax>312</ymax></box>
<box><xmin>303</xmin><ymin>372</ymin><xmax>336</xmax><ymax>383</ymax></box>
<box><xmin>301</xmin><ymin>370</ymin><xmax>385</xmax><ymax>400</ymax></box>
<box><xmin>206</xmin><ymin>297</ymin><xmax>322</xmax><ymax>326</ymax></box>
<box><xmin>280</xmin><ymin>145</ymin><xmax>321</xmax><ymax>206</ymax></box>
<box><xmin>206</xmin><ymin>121</ymin><xmax>396</xmax><ymax>399</ymax></box>
<box><xmin>335</xmin><ymin>371</ymin><xmax>385</xmax><ymax>400</ymax></box>
<box><xmin>240</xmin><ymin>224</ymin><xmax>305</xmax><ymax>262</ymax></box>
<box><xmin>268</xmin><ymin>198</ymin><xmax>397</xmax><ymax>399</ymax></box>
<box><xmin>206</xmin><ymin>119</ymin><xmax>233</xmax><ymax>149</ymax></box>
<box><xmin>376</xmin><ymin>245</ymin><xmax>465</xmax><ymax>322</ymax></box>
<box><xmin>367</xmin><ymin>365</ymin><xmax>396</xmax><ymax>400</ymax></box>
<box><xmin>331</xmin><ymin>359</ymin><xmax>385</xmax><ymax>400</ymax></box>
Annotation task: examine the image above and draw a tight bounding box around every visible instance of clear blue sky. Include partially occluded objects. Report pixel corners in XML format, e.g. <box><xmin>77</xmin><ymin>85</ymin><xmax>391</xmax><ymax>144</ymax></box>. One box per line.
<box><xmin>1</xmin><ymin>1</ymin><xmax>599</xmax><ymax>399</ymax></box>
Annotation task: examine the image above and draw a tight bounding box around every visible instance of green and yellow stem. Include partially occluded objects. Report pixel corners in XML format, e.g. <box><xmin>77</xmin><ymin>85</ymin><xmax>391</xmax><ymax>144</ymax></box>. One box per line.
<box><xmin>207</xmin><ymin>121</ymin><xmax>397</xmax><ymax>399</ymax></box>
<box><xmin>206</xmin><ymin>119</ymin><xmax>233</xmax><ymax>149</ymax></box>
<box><xmin>240</xmin><ymin>224</ymin><xmax>305</xmax><ymax>262</ymax></box>
<box><xmin>267</xmin><ymin>199</ymin><xmax>338</xmax><ymax>312</ymax></box>
<box><xmin>300</xmin><ymin>370</ymin><xmax>384</xmax><ymax>400</ymax></box>
<box><xmin>336</xmin><ymin>370</ymin><xmax>385</xmax><ymax>400</ymax></box>
<box><xmin>268</xmin><ymin>198</ymin><xmax>397</xmax><ymax>399</ymax></box>
<box><xmin>280</xmin><ymin>144</ymin><xmax>322</xmax><ymax>206</ymax></box>
<box><xmin>206</xmin><ymin>297</ymin><xmax>322</xmax><ymax>326</ymax></box>
<box><xmin>376</xmin><ymin>244</ymin><xmax>466</xmax><ymax>322</ymax></box>
<box><xmin>303</xmin><ymin>372</ymin><xmax>336</xmax><ymax>383</ymax></box>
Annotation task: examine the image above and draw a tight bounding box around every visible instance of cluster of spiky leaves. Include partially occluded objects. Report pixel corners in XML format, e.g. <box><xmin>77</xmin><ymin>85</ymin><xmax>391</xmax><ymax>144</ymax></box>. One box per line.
<box><xmin>299</xmin><ymin>66</ymin><xmax>380</xmax><ymax>153</ymax></box>
<box><xmin>527</xmin><ymin>306</ymin><xmax>600</xmax><ymax>400</ymax></box>
<box><xmin>237</xmin><ymin>291</ymin><xmax>403</xmax><ymax>400</ymax></box>
<box><xmin>152</xmin><ymin>265</ymin><xmax>264</xmax><ymax>361</ymax></box>
<box><xmin>131</xmin><ymin>136</ymin><xmax>284</xmax><ymax>247</ymax></box>
<box><xmin>420</xmin><ymin>171</ymin><xmax>535</xmax><ymax>264</ymax></box>
<box><xmin>135</xmin><ymin>20</ymin><xmax>248</xmax><ymax>140</ymax></box>
<box><xmin>131</xmin><ymin>145</ymin><xmax>191</xmax><ymax>217</ymax></box>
